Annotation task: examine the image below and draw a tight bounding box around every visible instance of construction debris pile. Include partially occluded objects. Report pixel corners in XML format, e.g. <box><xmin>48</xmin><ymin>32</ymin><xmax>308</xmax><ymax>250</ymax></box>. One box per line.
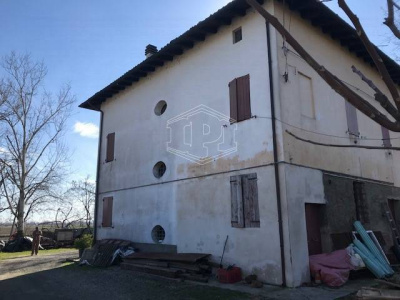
<box><xmin>352</xmin><ymin>221</ymin><xmax>394</xmax><ymax>279</ymax></box>
<box><xmin>80</xmin><ymin>239</ymin><xmax>135</xmax><ymax>267</ymax></box>
<box><xmin>310</xmin><ymin>220</ymin><xmax>398</xmax><ymax>289</ymax></box>
<box><xmin>121</xmin><ymin>252</ymin><xmax>213</xmax><ymax>283</ymax></box>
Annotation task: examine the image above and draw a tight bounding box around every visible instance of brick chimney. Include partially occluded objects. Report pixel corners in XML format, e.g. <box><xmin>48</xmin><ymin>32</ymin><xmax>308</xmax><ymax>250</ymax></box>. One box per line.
<box><xmin>145</xmin><ymin>44</ymin><xmax>158</xmax><ymax>58</ymax></box>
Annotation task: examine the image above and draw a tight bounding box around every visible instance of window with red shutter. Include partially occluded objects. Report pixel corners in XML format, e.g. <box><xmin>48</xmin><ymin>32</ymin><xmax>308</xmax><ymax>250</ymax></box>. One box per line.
<box><xmin>102</xmin><ymin>197</ymin><xmax>113</xmax><ymax>227</ymax></box>
<box><xmin>106</xmin><ymin>133</ymin><xmax>115</xmax><ymax>163</ymax></box>
<box><xmin>229</xmin><ymin>75</ymin><xmax>251</xmax><ymax>123</ymax></box>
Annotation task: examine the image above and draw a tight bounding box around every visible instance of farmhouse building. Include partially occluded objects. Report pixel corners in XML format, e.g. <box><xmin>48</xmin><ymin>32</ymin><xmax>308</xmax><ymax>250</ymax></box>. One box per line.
<box><xmin>80</xmin><ymin>0</ymin><xmax>400</xmax><ymax>287</ymax></box>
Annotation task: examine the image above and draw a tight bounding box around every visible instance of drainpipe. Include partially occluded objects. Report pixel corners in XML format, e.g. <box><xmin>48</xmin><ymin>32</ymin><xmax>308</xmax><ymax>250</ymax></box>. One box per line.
<box><xmin>266</xmin><ymin>22</ymin><xmax>286</xmax><ymax>286</ymax></box>
<box><xmin>92</xmin><ymin>108</ymin><xmax>104</xmax><ymax>245</ymax></box>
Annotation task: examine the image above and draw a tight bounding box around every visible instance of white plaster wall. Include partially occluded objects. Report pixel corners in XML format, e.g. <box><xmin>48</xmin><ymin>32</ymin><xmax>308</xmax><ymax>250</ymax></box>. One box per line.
<box><xmin>273</xmin><ymin>2</ymin><xmax>399</xmax><ymax>185</ymax></box>
<box><xmin>175</xmin><ymin>166</ymin><xmax>282</xmax><ymax>285</ymax></box>
<box><xmin>99</xmin><ymin>8</ymin><xmax>274</xmax><ymax>193</ymax></box>
<box><xmin>97</xmin><ymin>2</ymin><xmax>284</xmax><ymax>285</ymax></box>
<box><xmin>282</xmin><ymin>164</ymin><xmax>325</xmax><ymax>287</ymax></box>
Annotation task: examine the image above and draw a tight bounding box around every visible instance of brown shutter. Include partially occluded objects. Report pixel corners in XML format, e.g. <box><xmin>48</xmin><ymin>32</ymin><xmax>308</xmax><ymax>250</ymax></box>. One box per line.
<box><xmin>381</xmin><ymin>126</ymin><xmax>392</xmax><ymax>147</ymax></box>
<box><xmin>102</xmin><ymin>197</ymin><xmax>113</xmax><ymax>227</ymax></box>
<box><xmin>236</xmin><ymin>74</ymin><xmax>251</xmax><ymax>122</ymax></box>
<box><xmin>229</xmin><ymin>79</ymin><xmax>238</xmax><ymax>123</ymax></box>
<box><xmin>106</xmin><ymin>133</ymin><xmax>115</xmax><ymax>162</ymax></box>
<box><xmin>242</xmin><ymin>173</ymin><xmax>260</xmax><ymax>228</ymax></box>
<box><xmin>230</xmin><ymin>175</ymin><xmax>244</xmax><ymax>228</ymax></box>
<box><xmin>345</xmin><ymin>101</ymin><xmax>359</xmax><ymax>136</ymax></box>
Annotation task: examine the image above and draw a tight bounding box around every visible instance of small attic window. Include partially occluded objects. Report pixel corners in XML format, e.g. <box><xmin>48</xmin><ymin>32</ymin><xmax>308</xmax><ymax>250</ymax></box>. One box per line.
<box><xmin>233</xmin><ymin>27</ymin><xmax>242</xmax><ymax>44</ymax></box>
<box><xmin>154</xmin><ymin>100</ymin><xmax>167</xmax><ymax>116</ymax></box>
<box><xmin>153</xmin><ymin>161</ymin><xmax>166</xmax><ymax>178</ymax></box>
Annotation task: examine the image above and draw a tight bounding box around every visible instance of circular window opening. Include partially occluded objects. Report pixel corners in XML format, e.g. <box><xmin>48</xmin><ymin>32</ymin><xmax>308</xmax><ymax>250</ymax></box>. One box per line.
<box><xmin>151</xmin><ymin>225</ymin><xmax>166</xmax><ymax>244</ymax></box>
<box><xmin>154</xmin><ymin>100</ymin><xmax>167</xmax><ymax>116</ymax></box>
<box><xmin>153</xmin><ymin>161</ymin><xmax>166</xmax><ymax>178</ymax></box>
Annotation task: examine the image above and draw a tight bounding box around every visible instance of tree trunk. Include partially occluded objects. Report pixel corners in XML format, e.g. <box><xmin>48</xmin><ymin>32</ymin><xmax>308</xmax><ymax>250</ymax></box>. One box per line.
<box><xmin>16</xmin><ymin>190</ymin><xmax>25</xmax><ymax>237</ymax></box>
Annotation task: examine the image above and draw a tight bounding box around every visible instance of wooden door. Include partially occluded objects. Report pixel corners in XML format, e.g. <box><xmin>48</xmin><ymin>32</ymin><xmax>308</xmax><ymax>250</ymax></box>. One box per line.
<box><xmin>305</xmin><ymin>204</ymin><xmax>323</xmax><ymax>255</ymax></box>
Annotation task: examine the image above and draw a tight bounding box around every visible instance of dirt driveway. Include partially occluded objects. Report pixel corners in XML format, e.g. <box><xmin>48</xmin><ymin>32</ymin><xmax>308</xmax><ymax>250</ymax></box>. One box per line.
<box><xmin>0</xmin><ymin>250</ymin><xmax>77</xmax><ymax>280</ymax></box>
<box><xmin>0</xmin><ymin>252</ymin><xmax>372</xmax><ymax>300</ymax></box>
<box><xmin>0</xmin><ymin>253</ymin><xmax>251</xmax><ymax>300</ymax></box>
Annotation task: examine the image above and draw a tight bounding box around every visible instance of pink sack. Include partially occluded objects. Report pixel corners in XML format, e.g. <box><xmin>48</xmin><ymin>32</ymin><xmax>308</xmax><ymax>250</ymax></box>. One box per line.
<box><xmin>309</xmin><ymin>249</ymin><xmax>355</xmax><ymax>287</ymax></box>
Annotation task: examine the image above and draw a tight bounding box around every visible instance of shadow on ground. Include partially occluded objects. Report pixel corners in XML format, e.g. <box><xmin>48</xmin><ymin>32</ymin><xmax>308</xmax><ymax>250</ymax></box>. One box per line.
<box><xmin>0</xmin><ymin>264</ymin><xmax>251</xmax><ymax>300</ymax></box>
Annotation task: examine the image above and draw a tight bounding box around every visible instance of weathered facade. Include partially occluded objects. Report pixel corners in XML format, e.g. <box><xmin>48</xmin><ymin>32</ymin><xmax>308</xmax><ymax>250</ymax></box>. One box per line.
<box><xmin>80</xmin><ymin>0</ymin><xmax>400</xmax><ymax>287</ymax></box>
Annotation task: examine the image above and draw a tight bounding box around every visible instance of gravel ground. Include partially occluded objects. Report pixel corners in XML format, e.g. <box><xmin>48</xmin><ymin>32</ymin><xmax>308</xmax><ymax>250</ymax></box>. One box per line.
<box><xmin>0</xmin><ymin>250</ymin><xmax>78</xmax><ymax>280</ymax></box>
<box><xmin>0</xmin><ymin>253</ymin><xmax>373</xmax><ymax>300</ymax></box>
<box><xmin>0</xmin><ymin>264</ymin><xmax>252</xmax><ymax>300</ymax></box>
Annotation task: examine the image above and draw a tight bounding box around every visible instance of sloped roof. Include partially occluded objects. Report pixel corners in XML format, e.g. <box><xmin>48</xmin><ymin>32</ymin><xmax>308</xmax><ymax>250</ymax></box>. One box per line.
<box><xmin>80</xmin><ymin>0</ymin><xmax>400</xmax><ymax>111</ymax></box>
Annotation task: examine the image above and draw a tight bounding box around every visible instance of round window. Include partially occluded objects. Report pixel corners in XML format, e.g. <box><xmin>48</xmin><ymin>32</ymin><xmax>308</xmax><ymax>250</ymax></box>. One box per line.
<box><xmin>153</xmin><ymin>161</ymin><xmax>166</xmax><ymax>178</ymax></box>
<box><xmin>151</xmin><ymin>225</ymin><xmax>165</xmax><ymax>244</ymax></box>
<box><xmin>154</xmin><ymin>100</ymin><xmax>167</xmax><ymax>116</ymax></box>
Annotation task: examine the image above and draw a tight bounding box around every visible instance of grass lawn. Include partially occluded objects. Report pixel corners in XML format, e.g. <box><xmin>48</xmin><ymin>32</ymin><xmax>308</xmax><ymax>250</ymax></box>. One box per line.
<box><xmin>0</xmin><ymin>248</ymin><xmax>77</xmax><ymax>261</ymax></box>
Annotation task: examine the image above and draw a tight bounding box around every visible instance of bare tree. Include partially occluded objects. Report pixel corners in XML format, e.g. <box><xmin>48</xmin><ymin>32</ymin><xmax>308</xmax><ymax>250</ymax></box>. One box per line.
<box><xmin>0</xmin><ymin>52</ymin><xmax>75</xmax><ymax>237</ymax></box>
<box><xmin>69</xmin><ymin>176</ymin><xmax>95</xmax><ymax>229</ymax></box>
<box><xmin>385</xmin><ymin>0</ymin><xmax>400</xmax><ymax>39</ymax></box>
<box><xmin>246</xmin><ymin>0</ymin><xmax>400</xmax><ymax>133</ymax></box>
<box><xmin>54</xmin><ymin>203</ymin><xmax>82</xmax><ymax>229</ymax></box>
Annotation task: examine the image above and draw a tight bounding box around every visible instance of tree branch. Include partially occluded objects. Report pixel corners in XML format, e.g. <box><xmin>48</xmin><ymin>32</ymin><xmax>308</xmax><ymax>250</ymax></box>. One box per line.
<box><xmin>339</xmin><ymin>0</ymin><xmax>400</xmax><ymax>110</ymax></box>
<box><xmin>245</xmin><ymin>0</ymin><xmax>400</xmax><ymax>131</ymax></box>
<box><xmin>384</xmin><ymin>0</ymin><xmax>400</xmax><ymax>39</ymax></box>
<box><xmin>351</xmin><ymin>65</ymin><xmax>400</xmax><ymax>120</ymax></box>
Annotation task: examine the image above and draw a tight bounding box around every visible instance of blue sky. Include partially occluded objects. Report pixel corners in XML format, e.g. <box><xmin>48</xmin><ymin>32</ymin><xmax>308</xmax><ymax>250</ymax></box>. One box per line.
<box><xmin>0</xmin><ymin>0</ymin><xmax>395</xmax><ymax>182</ymax></box>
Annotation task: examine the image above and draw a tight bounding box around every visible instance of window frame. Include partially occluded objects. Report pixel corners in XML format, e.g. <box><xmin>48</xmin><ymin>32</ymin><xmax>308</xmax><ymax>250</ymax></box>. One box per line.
<box><xmin>229</xmin><ymin>74</ymin><xmax>251</xmax><ymax>123</ymax></box>
<box><xmin>233</xmin><ymin>27</ymin><xmax>243</xmax><ymax>44</ymax></box>
<box><xmin>230</xmin><ymin>173</ymin><xmax>260</xmax><ymax>228</ymax></box>
<box><xmin>106</xmin><ymin>132</ymin><xmax>115</xmax><ymax>163</ymax></box>
<box><xmin>102</xmin><ymin>196</ymin><xmax>114</xmax><ymax>228</ymax></box>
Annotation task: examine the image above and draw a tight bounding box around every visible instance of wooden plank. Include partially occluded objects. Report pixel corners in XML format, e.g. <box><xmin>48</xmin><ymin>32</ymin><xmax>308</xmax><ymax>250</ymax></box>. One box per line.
<box><xmin>121</xmin><ymin>263</ymin><xmax>181</xmax><ymax>278</ymax></box>
<box><xmin>247</xmin><ymin>173</ymin><xmax>260</xmax><ymax>228</ymax></box>
<box><xmin>375</xmin><ymin>279</ymin><xmax>400</xmax><ymax>289</ymax></box>
<box><xmin>125</xmin><ymin>253</ymin><xmax>210</xmax><ymax>263</ymax></box>
<box><xmin>356</xmin><ymin>287</ymin><xmax>400</xmax><ymax>299</ymax></box>
<box><xmin>230</xmin><ymin>175</ymin><xmax>244</xmax><ymax>228</ymax></box>
<box><xmin>229</xmin><ymin>79</ymin><xmax>238</xmax><ymax>123</ymax></box>
<box><xmin>236</xmin><ymin>74</ymin><xmax>251</xmax><ymax>122</ymax></box>
<box><xmin>124</xmin><ymin>259</ymin><xmax>169</xmax><ymax>268</ymax></box>
<box><xmin>180</xmin><ymin>273</ymin><xmax>209</xmax><ymax>283</ymax></box>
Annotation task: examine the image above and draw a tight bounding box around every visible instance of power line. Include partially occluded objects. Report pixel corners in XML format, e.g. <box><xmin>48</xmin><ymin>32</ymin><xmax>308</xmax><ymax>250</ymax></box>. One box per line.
<box><xmin>252</xmin><ymin>115</ymin><xmax>400</xmax><ymax>141</ymax></box>
<box><xmin>286</xmin><ymin>130</ymin><xmax>400</xmax><ymax>151</ymax></box>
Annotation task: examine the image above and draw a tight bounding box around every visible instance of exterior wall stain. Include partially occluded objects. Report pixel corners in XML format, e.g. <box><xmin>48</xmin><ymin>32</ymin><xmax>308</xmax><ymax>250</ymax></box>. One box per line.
<box><xmin>181</xmin><ymin>150</ymin><xmax>274</xmax><ymax>177</ymax></box>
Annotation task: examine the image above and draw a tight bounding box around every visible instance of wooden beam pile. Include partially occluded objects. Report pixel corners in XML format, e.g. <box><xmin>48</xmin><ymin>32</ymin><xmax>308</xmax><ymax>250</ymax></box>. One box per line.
<box><xmin>121</xmin><ymin>253</ymin><xmax>212</xmax><ymax>283</ymax></box>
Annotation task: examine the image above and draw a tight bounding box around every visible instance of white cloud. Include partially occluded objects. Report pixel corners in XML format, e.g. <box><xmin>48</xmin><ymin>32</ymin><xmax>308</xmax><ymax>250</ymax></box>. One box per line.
<box><xmin>74</xmin><ymin>122</ymin><xmax>99</xmax><ymax>139</ymax></box>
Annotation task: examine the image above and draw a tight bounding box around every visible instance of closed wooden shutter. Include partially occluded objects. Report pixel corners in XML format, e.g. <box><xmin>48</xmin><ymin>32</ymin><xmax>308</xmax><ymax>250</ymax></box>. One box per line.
<box><xmin>381</xmin><ymin>126</ymin><xmax>392</xmax><ymax>147</ymax></box>
<box><xmin>242</xmin><ymin>173</ymin><xmax>260</xmax><ymax>228</ymax></box>
<box><xmin>102</xmin><ymin>197</ymin><xmax>113</xmax><ymax>227</ymax></box>
<box><xmin>345</xmin><ymin>101</ymin><xmax>359</xmax><ymax>136</ymax></box>
<box><xmin>106</xmin><ymin>133</ymin><xmax>115</xmax><ymax>162</ymax></box>
<box><xmin>230</xmin><ymin>175</ymin><xmax>244</xmax><ymax>228</ymax></box>
<box><xmin>229</xmin><ymin>75</ymin><xmax>251</xmax><ymax>123</ymax></box>
<box><xmin>229</xmin><ymin>79</ymin><xmax>238</xmax><ymax>123</ymax></box>
<box><xmin>237</xmin><ymin>75</ymin><xmax>251</xmax><ymax>122</ymax></box>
